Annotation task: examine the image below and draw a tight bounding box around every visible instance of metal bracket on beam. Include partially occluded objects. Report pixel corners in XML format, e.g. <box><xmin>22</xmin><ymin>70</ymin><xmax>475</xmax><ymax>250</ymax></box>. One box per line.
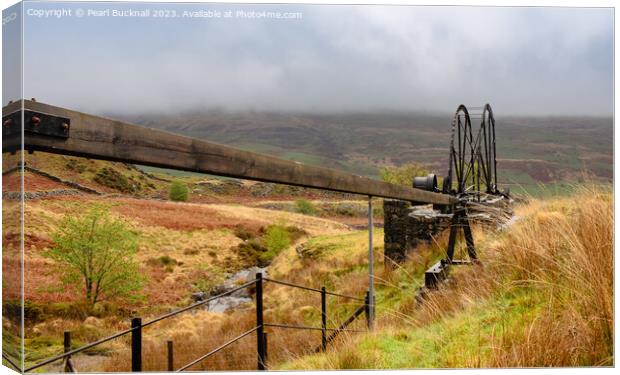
<box><xmin>2</xmin><ymin>109</ymin><xmax>70</xmax><ymax>139</ymax></box>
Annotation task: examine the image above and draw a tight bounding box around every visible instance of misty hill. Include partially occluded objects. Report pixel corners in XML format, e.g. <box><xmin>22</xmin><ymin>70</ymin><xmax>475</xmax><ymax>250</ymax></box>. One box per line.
<box><xmin>115</xmin><ymin>111</ymin><xmax>612</xmax><ymax>193</ymax></box>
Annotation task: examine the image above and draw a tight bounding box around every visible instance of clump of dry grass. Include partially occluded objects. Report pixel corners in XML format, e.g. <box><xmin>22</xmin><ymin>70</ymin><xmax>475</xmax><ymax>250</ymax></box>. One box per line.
<box><xmin>485</xmin><ymin>186</ymin><xmax>613</xmax><ymax>367</ymax></box>
<box><xmin>413</xmin><ymin>186</ymin><xmax>612</xmax><ymax>367</ymax></box>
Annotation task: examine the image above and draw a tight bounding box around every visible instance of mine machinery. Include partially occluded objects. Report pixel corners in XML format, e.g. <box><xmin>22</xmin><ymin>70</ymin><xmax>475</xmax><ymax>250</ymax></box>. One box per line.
<box><xmin>412</xmin><ymin>103</ymin><xmax>511</xmax><ymax>289</ymax></box>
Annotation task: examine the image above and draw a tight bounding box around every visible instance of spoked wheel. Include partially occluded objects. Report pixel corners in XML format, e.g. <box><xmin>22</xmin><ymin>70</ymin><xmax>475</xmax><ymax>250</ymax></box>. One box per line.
<box><xmin>479</xmin><ymin>104</ymin><xmax>498</xmax><ymax>194</ymax></box>
<box><xmin>445</xmin><ymin>103</ymin><xmax>499</xmax><ymax>199</ymax></box>
<box><xmin>446</xmin><ymin>105</ymin><xmax>476</xmax><ymax>196</ymax></box>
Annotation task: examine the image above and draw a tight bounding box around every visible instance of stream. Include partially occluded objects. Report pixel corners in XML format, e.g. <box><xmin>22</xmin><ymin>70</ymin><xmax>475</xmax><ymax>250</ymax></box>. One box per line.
<box><xmin>192</xmin><ymin>266</ymin><xmax>268</xmax><ymax>313</ymax></box>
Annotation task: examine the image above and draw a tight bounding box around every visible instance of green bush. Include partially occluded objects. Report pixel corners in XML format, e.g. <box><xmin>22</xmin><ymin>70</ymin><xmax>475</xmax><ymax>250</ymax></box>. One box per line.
<box><xmin>262</xmin><ymin>225</ymin><xmax>291</xmax><ymax>260</ymax></box>
<box><xmin>294</xmin><ymin>199</ymin><xmax>317</xmax><ymax>215</ymax></box>
<box><xmin>234</xmin><ymin>224</ymin><xmax>293</xmax><ymax>267</ymax></box>
<box><xmin>169</xmin><ymin>180</ymin><xmax>189</xmax><ymax>201</ymax></box>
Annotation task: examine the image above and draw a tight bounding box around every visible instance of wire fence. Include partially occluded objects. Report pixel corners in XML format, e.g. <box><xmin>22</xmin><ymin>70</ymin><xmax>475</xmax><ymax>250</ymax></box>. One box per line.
<box><xmin>8</xmin><ymin>274</ymin><xmax>370</xmax><ymax>373</ymax></box>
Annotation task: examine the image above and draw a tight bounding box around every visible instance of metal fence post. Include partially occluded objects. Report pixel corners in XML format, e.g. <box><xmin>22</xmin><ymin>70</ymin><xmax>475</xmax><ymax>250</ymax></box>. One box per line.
<box><xmin>63</xmin><ymin>331</ymin><xmax>72</xmax><ymax>372</ymax></box>
<box><xmin>131</xmin><ymin>317</ymin><xmax>142</xmax><ymax>372</ymax></box>
<box><xmin>63</xmin><ymin>331</ymin><xmax>71</xmax><ymax>353</ymax></box>
<box><xmin>368</xmin><ymin>196</ymin><xmax>374</xmax><ymax>330</ymax></box>
<box><xmin>167</xmin><ymin>340</ymin><xmax>174</xmax><ymax>372</ymax></box>
<box><xmin>364</xmin><ymin>291</ymin><xmax>371</xmax><ymax>329</ymax></box>
<box><xmin>321</xmin><ymin>286</ymin><xmax>327</xmax><ymax>351</ymax></box>
<box><xmin>256</xmin><ymin>273</ymin><xmax>266</xmax><ymax>370</ymax></box>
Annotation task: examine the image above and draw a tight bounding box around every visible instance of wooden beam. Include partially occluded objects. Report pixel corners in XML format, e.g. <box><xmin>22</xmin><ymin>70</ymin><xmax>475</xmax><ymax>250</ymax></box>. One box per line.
<box><xmin>3</xmin><ymin>100</ymin><xmax>456</xmax><ymax>205</ymax></box>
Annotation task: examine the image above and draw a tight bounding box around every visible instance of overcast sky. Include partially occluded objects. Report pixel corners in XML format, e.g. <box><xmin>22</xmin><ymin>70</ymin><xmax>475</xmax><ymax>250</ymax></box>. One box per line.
<box><xmin>3</xmin><ymin>2</ymin><xmax>614</xmax><ymax>116</ymax></box>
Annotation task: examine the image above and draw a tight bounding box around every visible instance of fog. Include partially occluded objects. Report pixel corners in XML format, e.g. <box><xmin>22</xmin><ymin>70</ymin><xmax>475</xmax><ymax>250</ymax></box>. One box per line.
<box><xmin>4</xmin><ymin>3</ymin><xmax>613</xmax><ymax>116</ymax></box>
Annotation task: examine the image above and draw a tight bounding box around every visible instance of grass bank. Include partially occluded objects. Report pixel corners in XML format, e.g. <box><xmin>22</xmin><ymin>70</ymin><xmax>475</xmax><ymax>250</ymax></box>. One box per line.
<box><xmin>282</xmin><ymin>186</ymin><xmax>613</xmax><ymax>369</ymax></box>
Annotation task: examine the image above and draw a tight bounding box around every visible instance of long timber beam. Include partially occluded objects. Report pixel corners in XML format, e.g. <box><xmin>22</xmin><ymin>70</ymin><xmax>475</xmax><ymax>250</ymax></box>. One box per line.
<box><xmin>2</xmin><ymin>99</ymin><xmax>456</xmax><ymax>205</ymax></box>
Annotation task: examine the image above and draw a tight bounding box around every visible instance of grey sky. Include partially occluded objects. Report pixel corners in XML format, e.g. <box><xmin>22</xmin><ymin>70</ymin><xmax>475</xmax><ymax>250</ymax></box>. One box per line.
<box><xmin>5</xmin><ymin>2</ymin><xmax>614</xmax><ymax>116</ymax></box>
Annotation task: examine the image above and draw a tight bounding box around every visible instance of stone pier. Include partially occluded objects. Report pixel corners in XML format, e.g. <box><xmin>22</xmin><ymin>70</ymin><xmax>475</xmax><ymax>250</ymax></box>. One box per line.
<box><xmin>383</xmin><ymin>195</ymin><xmax>513</xmax><ymax>264</ymax></box>
<box><xmin>383</xmin><ymin>201</ymin><xmax>452</xmax><ymax>264</ymax></box>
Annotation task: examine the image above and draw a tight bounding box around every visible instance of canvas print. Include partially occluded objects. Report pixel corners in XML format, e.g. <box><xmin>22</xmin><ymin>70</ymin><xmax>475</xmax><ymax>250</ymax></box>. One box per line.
<box><xmin>1</xmin><ymin>1</ymin><xmax>614</xmax><ymax>372</ymax></box>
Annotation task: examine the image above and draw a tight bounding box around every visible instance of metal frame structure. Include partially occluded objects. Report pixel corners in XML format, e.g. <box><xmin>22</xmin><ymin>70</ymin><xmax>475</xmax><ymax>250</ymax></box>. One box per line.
<box><xmin>423</xmin><ymin>103</ymin><xmax>503</xmax><ymax>290</ymax></box>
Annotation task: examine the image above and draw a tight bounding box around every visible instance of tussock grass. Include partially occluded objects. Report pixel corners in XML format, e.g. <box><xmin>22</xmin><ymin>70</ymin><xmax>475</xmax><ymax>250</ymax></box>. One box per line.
<box><xmin>282</xmin><ymin>186</ymin><xmax>613</xmax><ymax>369</ymax></box>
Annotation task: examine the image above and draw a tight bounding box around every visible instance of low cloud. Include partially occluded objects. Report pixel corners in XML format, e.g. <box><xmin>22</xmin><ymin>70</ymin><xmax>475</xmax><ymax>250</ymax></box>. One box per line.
<box><xmin>12</xmin><ymin>4</ymin><xmax>613</xmax><ymax>116</ymax></box>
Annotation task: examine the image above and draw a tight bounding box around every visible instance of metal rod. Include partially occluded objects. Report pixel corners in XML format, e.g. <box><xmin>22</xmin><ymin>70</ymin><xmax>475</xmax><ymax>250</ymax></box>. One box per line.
<box><xmin>445</xmin><ymin>211</ymin><xmax>460</xmax><ymax>262</ymax></box>
<box><xmin>63</xmin><ymin>331</ymin><xmax>71</xmax><ymax>355</ymax></box>
<box><xmin>324</xmin><ymin>305</ymin><xmax>367</xmax><ymax>345</ymax></box>
<box><xmin>131</xmin><ymin>318</ymin><xmax>142</xmax><ymax>372</ymax></box>
<box><xmin>263</xmin><ymin>277</ymin><xmax>322</xmax><ymax>293</ymax></box>
<box><xmin>63</xmin><ymin>331</ymin><xmax>75</xmax><ymax>373</ymax></box>
<box><xmin>321</xmin><ymin>286</ymin><xmax>327</xmax><ymax>351</ymax></box>
<box><xmin>176</xmin><ymin>326</ymin><xmax>260</xmax><ymax>372</ymax></box>
<box><xmin>365</xmin><ymin>291</ymin><xmax>370</xmax><ymax>329</ymax></box>
<box><xmin>263</xmin><ymin>277</ymin><xmax>364</xmax><ymax>301</ymax></box>
<box><xmin>462</xmin><ymin>217</ymin><xmax>477</xmax><ymax>260</ymax></box>
<box><xmin>143</xmin><ymin>279</ymin><xmax>256</xmax><ymax>327</ymax></box>
<box><xmin>256</xmin><ymin>273</ymin><xmax>266</xmax><ymax>371</ymax></box>
<box><xmin>24</xmin><ymin>325</ymin><xmax>138</xmax><ymax>372</ymax></box>
<box><xmin>2</xmin><ymin>352</ymin><xmax>21</xmax><ymax>372</ymax></box>
<box><xmin>167</xmin><ymin>340</ymin><xmax>174</xmax><ymax>372</ymax></box>
<box><xmin>263</xmin><ymin>323</ymin><xmax>365</xmax><ymax>333</ymax></box>
<box><xmin>368</xmin><ymin>196</ymin><xmax>374</xmax><ymax>330</ymax></box>
<box><xmin>324</xmin><ymin>290</ymin><xmax>365</xmax><ymax>302</ymax></box>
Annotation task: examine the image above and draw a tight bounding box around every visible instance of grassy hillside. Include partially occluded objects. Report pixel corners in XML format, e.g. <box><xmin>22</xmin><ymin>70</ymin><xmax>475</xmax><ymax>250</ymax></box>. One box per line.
<box><xmin>2</xmin><ymin>147</ymin><xmax>612</xmax><ymax>371</ymax></box>
<box><xmin>282</xmin><ymin>186</ymin><xmax>613</xmax><ymax>368</ymax></box>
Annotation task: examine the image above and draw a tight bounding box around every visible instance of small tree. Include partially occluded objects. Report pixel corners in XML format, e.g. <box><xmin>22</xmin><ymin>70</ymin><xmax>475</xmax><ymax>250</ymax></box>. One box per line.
<box><xmin>378</xmin><ymin>163</ymin><xmax>429</xmax><ymax>187</ymax></box>
<box><xmin>45</xmin><ymin>205</ymin><xmax>144</xmax><ymax>307</ymax></box>
<box><xmin>169</xmin><ymin>180</ymin><xmax>189</xmax><ymax>202</ymax></box>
